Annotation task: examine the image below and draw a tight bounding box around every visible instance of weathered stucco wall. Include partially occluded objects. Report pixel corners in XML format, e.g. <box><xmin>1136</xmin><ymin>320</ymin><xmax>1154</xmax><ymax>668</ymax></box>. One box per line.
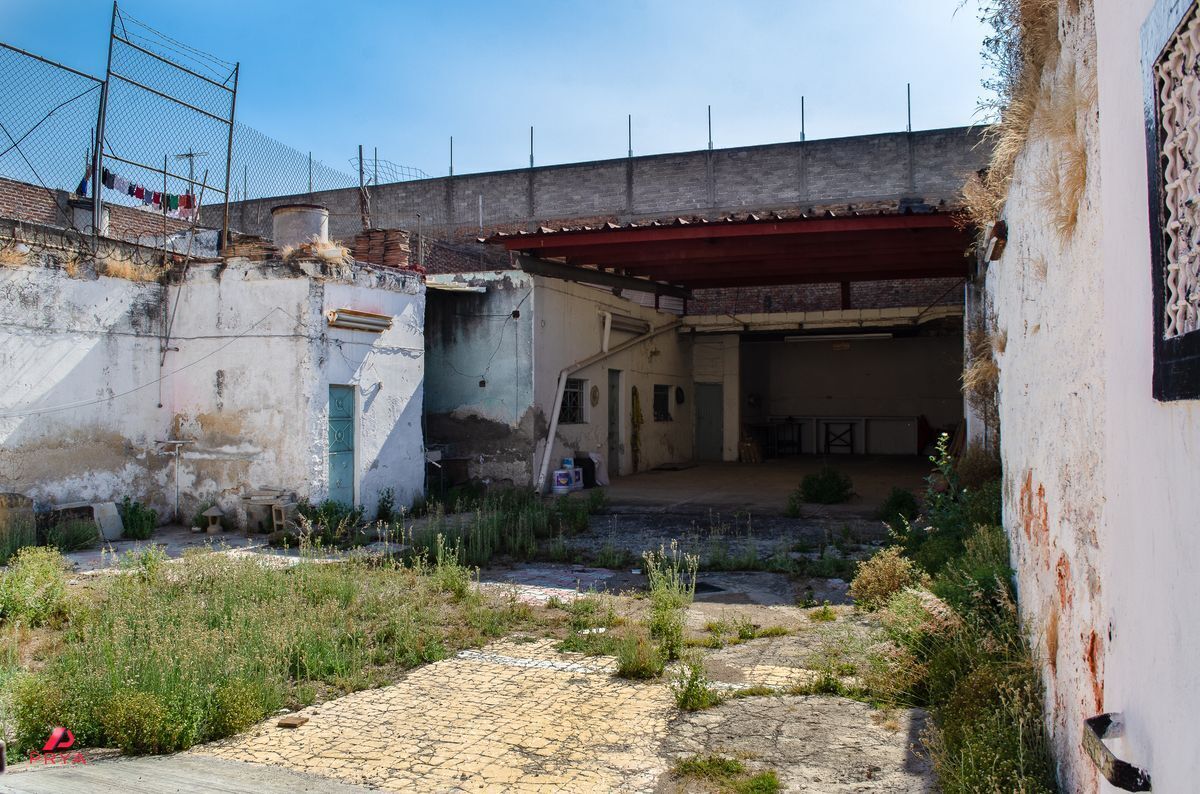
<box><xmin>0</xmin><ymin>265</ymin><xmax>170</xmax><ymax>510</ymax></box>
<box><xmin>423</xmin><ymin>271</ymin><xmax>538</xmax><ymax>486</ymax></box>
<box><xmin>534</xmin><ymin>277</ymin><xmax>693</xmax><ymax>479</ymax></box>
<box><xmin>984</xmin><ymin>1</ymin><xmax>1200</xmax><ymax>789</ymax></box>
<box><xmin>0</xmin><ymin>249</ymin><xmax>424</xmax><ymax>524</ymax></box>
<box><xmin>985</xmin><ymin>5</ymin><xmax>1105</xmax><ymax>790</ymax></box>
<box><xmin>1093</xmin><ymin>0</ymin><xmax>1200</xmax><ymax>790</ymax></box>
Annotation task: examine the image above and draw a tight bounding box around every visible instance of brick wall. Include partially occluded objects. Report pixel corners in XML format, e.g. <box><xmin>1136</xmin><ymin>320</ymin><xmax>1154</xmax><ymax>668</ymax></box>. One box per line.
<box><xmin>0</xmin><ymin>176</ymin><xmax>193</xmax><ymax>240</ymax></box>
<box><xmin>689</xmin><ymin>277</ymin><xmax>964</xmax><ymax>315</ymax></box>
<box><xmin>217</xmin><ymin>126</ymin><xmax>990</xmax><ymax>242</ymax></box>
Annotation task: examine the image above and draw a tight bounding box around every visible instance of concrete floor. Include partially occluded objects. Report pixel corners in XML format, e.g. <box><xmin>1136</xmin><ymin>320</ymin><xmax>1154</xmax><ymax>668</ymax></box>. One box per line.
<box><xmin>604</xmin><ymin>457</ymin><xmax>929</xmax><ymax>515</ymax></box>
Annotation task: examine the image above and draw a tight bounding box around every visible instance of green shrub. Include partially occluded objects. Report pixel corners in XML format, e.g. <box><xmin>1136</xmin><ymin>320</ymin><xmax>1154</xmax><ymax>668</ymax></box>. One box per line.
<box><xmin>644</xmin><ymin>543</ymin><xmax>696</xmax><ymax>662</ymax></box>
<box><xmin>784</xmin><ymin>489</ymin><xmax>804</xmax><ymax>518</ymax></box>
<box><xmin>928</xmin><ymin>663</ymin><xmax>1056</xmax><ymax>794</ymax></box>
<box><xmin>0</xmin><ymin>515</ymin><xmax>37</xmax><ymax>566</ymax></box>
<box><xmin>616</xmin><ymin>632</ymin><xmax>664</xmax><ymax>679</ymax></box>
<box><xmin>808</xmin><ymin>601</ymin><xmax>837</xmax><ymax>622</ymax></box>
<box><xmin>736</xmin><ymin>771</ymin><xmax>782</xmax><ymax>794</ymax></box>
<box><xmin>118</xmin><ymin>497</ymin><xmax>158</xmax><ymax>540</ymax></box>
<box><xmin>208</xmin><ymin>678</ymin><xmax>276</xmax><ymax>739</ymax></box>
<box><xmin>849</xmin><ymin>546</ymin><xmax>929</xmax><ymax>610</ymax></box>
<box><xmin>672</xmin><ymin>754</ymin><xmax>745</xmax><ymax>783</ymax></box>
<box><xmin>932</xmin><ymin>524</ymin><xmax>1014</xmax><ymax>616</ymax></box>
<box><xmin>955</xmin><ymin>443</ymin><xmax>1003</xmax><ymax>490</ymax></box>
<box><xmin>798</xmin><ymin>466</ymin><xmax>853</xmax><ymax>504</ymax></box>
<box><xmin>101</xmin><ymin>689</ymin><xmax>172</xmax><ymax>753</ymax></box>
<box><xmin>0</xmin><ymin>546</ymin><xmax>69</xmax><ymax>626</ymax></box>
<box><xmin>297</xmin><ymin>500</ymin><xmax>364</xmax><ymax>546</ymax></box>
<box><xmin>672</xmin><ymin>657</ymin><xmax>722</xmax><ymax>711</ymax></box>
<box><xmin>877</xmin><ymin>486</ymin><xmax>920</xmax><ymax>526</ymax></box>
<box><xmin>585</xmin><ymin>488</ymin><xmax>609</xmax><ymax>515</ymax></box>
<box><xmin>375</xmin><ymin>488</ymin><xmax>396</xmax><ymax>524</ymax></box>
<box><xmin>896</xmin><ymin>435</ymin><xmax>1004</xmax><ymax>574</ymax></box>
<box><xmin>45</xmin><ymin>519</ymin><xmax>101</xmax><ymax>552</ymax></box>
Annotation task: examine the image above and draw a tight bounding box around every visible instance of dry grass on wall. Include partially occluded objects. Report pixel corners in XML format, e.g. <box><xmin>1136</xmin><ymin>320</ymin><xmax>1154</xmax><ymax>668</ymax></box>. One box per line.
<box><xmin>964</xmin><ymin>0</ymin><xmax>1064</xmax><ymax>228</ymax></box>
<box><xmin>1035</xmin><ymin>57</ymin><xmax>1097</xmax><ymax>241</ymax></box>
<box><xmin>99</xmin><ymin>251</ymin><xmax>167</xmax><ymax>282</ymax></box>
<box><xmin>963</xmin><ymin>313</ymin><xmax>1003</xmax><ymax>440</ymax></box>
<box><xmin>0</xmin><ymin>241</ymin><xmax>31</xmax><ymax>267</ymax></box>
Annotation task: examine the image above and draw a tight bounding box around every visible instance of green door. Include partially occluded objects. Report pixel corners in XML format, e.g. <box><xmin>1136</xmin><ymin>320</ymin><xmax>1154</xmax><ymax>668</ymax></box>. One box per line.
<box><xmin>328</xmin><ymin>385</ymin><xmax>355</xmax><ymax>505</ymax></box>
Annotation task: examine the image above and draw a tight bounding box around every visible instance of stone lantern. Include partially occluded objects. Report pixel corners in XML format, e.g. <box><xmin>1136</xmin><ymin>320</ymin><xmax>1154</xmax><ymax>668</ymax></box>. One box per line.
<box><xmin>202</xmin><ymin>506</ymin><xmax>224</xmax><ymax>535</ymax></box>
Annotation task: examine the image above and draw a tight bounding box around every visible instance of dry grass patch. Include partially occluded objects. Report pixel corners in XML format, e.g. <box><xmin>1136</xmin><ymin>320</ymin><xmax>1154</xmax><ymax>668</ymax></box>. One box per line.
<box><xmin>965</xmin><ymin>0</ymin><xmax>1064</xmax><ymax>227</ymax></box>
<box><xmin>100</xmin><ymin>252</ymin><xmax>167</xmax><ymax>282</ymax></box>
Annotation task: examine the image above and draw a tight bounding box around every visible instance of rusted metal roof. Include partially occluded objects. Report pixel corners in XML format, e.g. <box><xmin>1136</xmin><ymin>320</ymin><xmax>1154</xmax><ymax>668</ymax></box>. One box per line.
<box><xmin>483</xmin><ymin>203</ymin><xmax>970</xmax><ymax>291</ymax></box>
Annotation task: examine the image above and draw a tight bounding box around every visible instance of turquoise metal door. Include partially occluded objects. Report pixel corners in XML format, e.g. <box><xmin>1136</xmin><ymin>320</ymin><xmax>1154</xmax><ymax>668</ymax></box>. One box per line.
<box><xmin>328</xmin><ymin>385</ymin><xmax>355</xmax><ymax>505</ymax></box>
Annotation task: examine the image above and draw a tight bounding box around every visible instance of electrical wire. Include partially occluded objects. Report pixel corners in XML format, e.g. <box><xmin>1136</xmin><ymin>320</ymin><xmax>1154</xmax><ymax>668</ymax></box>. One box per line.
<box><xmin>1</xmin><ymin>305</ymin><xmax>286</xmax><ymax>419</ymax></box>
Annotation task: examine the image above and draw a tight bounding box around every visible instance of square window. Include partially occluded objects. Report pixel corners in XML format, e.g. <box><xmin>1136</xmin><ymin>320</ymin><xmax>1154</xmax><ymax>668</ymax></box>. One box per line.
<box><xmin>653</xmin><ymin>384</ymin><xmax>672</xmax><ymax>421</ymax></box>
<box><xmin>1144</xmin><ymin>0</ymin><xmax>1200</xmax><ymax>399</ymax></box>
<box><xmin>559</xmin><ymin>378</ymin><xmax>586</xmax><ymax>424</ymax></box>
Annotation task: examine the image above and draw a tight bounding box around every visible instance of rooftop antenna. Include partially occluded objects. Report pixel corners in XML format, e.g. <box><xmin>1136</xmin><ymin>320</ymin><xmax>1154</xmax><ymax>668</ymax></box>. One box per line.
<box><xmin>627</xmin><ymin>114</ymin><xmax>633</xmax><ymax>158</ymax></box>
<box><xmin>173</xmin><ymin>148</ymin><xmax>208</xmax><ymax>193</ymax></box>
<box><xmin>449</xmin><ymin>136</ymin><xmax>454</xmax><ymax>177</ymax></box>
<box><xmin>707</xmin><ymin>105</ymin><xmax>713</xmax><ymax>150</ymax></box>
<box><xmin>529</xmin><ymin>126</ymin><xmax>534</xmax><ymax>168</ymax></box>
<box><xmin>801</xmin><ymin>96</ymin><xmax>806</xmax><ymax>142</ymax></box>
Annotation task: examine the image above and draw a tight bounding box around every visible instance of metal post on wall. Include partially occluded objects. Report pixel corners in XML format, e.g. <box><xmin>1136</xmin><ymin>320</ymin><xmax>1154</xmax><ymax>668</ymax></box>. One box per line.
<box><xmin>801</xmin><ymin>96</ymin><xmax>806</xmax><ymax>141</ymax></box>
<box><xmin>707</xmin><ymin>104</ymin><xmax>713</xmax><ymax>150</ymax></box>
<box><xmin>93</xmin><ymin>1</ymin><xmax>117</xmax><ymax>239</ymax></box>
<box><xmin>357</xmin><ymin>143</ymin><xmax>369</xmax><ymax>230</ymax></box>
<box><xmin>220</xmin><ymin>63</ymin><xmax>239</xmax><ymax>249</ymax></box>
<box><xmin>627</xmin><ymin>114</ymin><xmax>632</xmax><ymax>158</ymax></box>
<box><xmin>906</xmin><ymin>83</ymin><xmax>912</xmax><ymax>132</ymax></box>
<box><xmin>529</xmin><ymin>126</ymin><xmax>534</xmax><ymax>168</ymax></box>
<box><xmin>449</xmin><ymin>136</ymin><xmax>454</xmax><ymax>177</ymax></box>
<box><xmin>307</xmin><ymin>151</ymin><xmax>312</xmax><ymax>192</ymax></box>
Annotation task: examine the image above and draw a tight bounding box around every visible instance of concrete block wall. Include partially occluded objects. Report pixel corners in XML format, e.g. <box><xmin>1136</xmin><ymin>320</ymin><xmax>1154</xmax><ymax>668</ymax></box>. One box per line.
<box><xmin>218</xmin><ymin>127</ymin><xmax>989</xmax><ymax>242</ymax></box>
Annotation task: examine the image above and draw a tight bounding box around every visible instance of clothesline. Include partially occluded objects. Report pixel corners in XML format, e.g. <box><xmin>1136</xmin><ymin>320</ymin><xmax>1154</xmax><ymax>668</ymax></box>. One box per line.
<box><xmin>76</xmin><ymin>167</ymin><xmax>198</xmax><ymax>215</ymax></box>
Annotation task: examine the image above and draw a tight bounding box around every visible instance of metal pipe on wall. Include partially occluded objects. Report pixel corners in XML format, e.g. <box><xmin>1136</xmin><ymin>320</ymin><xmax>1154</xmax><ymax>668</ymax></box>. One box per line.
<box><xmin>534</xmin><ymin>318</ymin><xmax>682</xmax><ymax>495</ymax></box>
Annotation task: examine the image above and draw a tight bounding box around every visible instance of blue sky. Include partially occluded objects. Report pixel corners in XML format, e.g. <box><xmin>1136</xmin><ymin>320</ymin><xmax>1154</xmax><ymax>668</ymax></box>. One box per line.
<box><xmin>2</xmin><ymin>1</ymin><xmax>991</xmax><ymax>179</ymax></box>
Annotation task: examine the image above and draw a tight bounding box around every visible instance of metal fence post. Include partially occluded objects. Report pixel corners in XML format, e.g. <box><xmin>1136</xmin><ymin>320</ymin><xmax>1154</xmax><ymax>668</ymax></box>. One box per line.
<box><xmin>221</xmin><ymin>63</ymin><xmax>239</xmax><ymax>249</ymax></box>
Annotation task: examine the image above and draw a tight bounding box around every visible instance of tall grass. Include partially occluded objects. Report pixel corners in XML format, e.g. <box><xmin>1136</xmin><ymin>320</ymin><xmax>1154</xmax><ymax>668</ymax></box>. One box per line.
<box><xmin>3</xmin><ymin>541</ymin><xmax>531</xmax><ymax>756</ymax></box>
<box><xmin>407</xmin><ymin>489</ymin><xmax>594</xmax><ymax>568</ymax></box>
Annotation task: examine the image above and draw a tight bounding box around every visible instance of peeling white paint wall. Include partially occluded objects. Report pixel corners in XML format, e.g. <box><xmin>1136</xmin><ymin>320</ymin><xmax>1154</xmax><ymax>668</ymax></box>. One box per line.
<box><xmin>423</xmin><ymin>272</ymin><xmax>537</xmax><ymax>486</ymax></box>
<box><xmin>534</xmin><ymin>277</ymin><xmax>693</xmax><ymax>478</ymax></box>
<box><xmin>0</xmin><ymin>254</ymin><xmax>424</xmax><ymax>524</ymax></box>
<box><xmin>986</xmin><ymin>1</ymin><xmax>1200</xmax><ymax>790</ymax></box>
<box><xmin>986</xmin><ymin>6</ymin><xmax>1105</xmax><ymax>790</ymax></box>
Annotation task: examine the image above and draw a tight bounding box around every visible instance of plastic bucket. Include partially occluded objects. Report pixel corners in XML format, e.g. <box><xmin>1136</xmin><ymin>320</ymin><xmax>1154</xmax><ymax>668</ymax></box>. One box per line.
<box><xmin>551</xmin><ymin>469</ymin><xmax>572</xmax><ymax>495</ymax></box>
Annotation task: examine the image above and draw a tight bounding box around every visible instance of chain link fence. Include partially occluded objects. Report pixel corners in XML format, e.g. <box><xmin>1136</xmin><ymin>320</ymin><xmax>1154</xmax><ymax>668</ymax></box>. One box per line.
<box><xmin>0</xmin><ymin>43</ymin><xmax>102</xmax><ymax>218</ymax></box>
<box><xmin>2</xmin><ymin>4</ymin><xmax>439</xmax><ymax>255</ymax></box>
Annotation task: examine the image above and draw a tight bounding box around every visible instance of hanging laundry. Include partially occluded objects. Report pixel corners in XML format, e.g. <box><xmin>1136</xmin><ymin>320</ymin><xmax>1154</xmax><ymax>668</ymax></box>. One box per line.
<box><xmin>75</xmin><ymin>176</ymin><xmax>89</xmax><ymax>196</ymax></box>
<box><xmin>102</xmin><ymin>169</ymin><xmax>114</xmax><ymax>189</ymax></box>
<box><xmin>168</xmin><ymin>194</ymin><xmax>179</xmax><ymax>211</ymax></box>
<box><xmin>134</xmin><ymin>185</ymin><xmax>145</xmax><ymax>200</ymax></box>
<box><xmin>152</xmin><ymin>191</ymin><xmax>162</xmax><ymax>207</ymax></box>
<box><xmin>113</xmin><ymin>176</ymin><xmax>129</xmax><ymax>193</ymax></box>
<box><xmin>126</xmin><ymin>182</ymin><xmax>136</xmax><ymax>197</ymax></box>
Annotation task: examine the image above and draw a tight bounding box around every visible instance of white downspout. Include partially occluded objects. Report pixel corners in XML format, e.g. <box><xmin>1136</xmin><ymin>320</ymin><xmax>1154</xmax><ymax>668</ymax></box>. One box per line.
<box><xmin>536</xmin><ymin>318</ymin><xmax>682</xmax><ymax>494</ymax></box>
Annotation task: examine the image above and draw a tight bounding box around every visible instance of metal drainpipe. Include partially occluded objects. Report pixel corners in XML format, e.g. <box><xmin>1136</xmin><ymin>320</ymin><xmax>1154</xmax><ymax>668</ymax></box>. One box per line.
<box><xmin>535</xmin><ymin>319</ymin><xmax>682</xmax><ymax>495</ymax></box>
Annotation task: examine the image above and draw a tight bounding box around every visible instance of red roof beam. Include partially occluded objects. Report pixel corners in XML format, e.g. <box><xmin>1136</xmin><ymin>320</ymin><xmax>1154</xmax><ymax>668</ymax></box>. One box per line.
<box><xmin>495</xmin><ymin>214</ymin><xmax>960</xmax><ymax>251</ymax></box>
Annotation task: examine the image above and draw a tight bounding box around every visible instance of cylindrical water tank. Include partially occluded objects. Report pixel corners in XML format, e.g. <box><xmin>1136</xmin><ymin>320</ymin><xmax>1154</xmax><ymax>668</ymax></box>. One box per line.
<box><xmin>271</xmin><ymin>204</ymin><xmax>329</xmax><ymax>249</ymax></box>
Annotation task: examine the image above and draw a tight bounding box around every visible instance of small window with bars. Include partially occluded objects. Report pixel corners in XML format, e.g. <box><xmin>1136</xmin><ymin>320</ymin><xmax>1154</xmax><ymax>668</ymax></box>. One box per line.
<box><xmin>559</xmin><ymin>378</ymin><xmax>586</xmax><ymax>424</ymax></box>
<box><xmin>1145</xmin><ymin>0</ymin><xmax>1200</xmax><ymax>399</ymax></box>
<box><xmin>653</xmin><ymin>384</ymin><xmax>672</xmax><ymax>421</ymax></box>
